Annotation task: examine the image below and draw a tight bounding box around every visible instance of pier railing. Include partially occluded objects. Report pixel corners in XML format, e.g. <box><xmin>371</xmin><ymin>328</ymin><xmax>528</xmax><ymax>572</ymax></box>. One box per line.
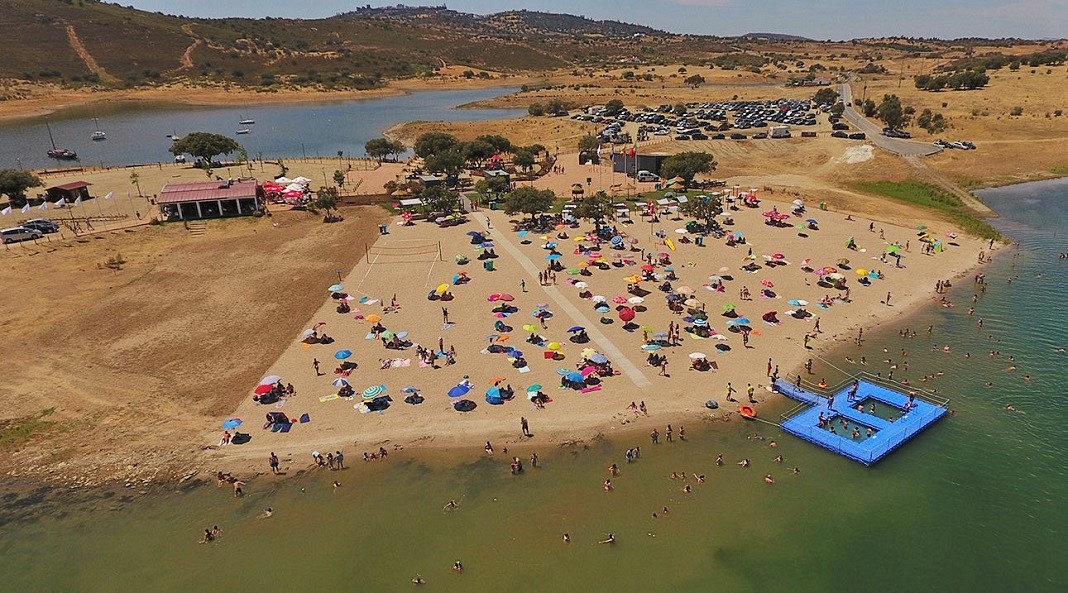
<box><xmin>786</xmin><ymin>371</ymin><xmax>949</xmax><ymax>408</ymax></box>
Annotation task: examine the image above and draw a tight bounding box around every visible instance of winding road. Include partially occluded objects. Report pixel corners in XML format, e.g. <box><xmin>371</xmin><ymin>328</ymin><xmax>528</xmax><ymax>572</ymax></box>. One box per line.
<box><xmin>839</xmin><ymin>83</ymin><xmax>942</xmax><ymax>157</ymax></box>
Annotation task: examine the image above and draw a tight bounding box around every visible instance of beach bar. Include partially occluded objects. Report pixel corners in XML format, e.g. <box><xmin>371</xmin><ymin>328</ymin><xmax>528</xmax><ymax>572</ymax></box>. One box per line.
<box><xmin>158</xmin><ymin>179</ymin><xmax>263</xmax><ymax>221</ymax></box>
<box><xmin>773</xmin><ymin>375</ymin><xmax>949</xmax><ymax>465</ymax></box>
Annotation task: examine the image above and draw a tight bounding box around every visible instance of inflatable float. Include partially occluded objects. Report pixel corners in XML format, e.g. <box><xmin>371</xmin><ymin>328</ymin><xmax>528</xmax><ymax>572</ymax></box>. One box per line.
<box><xmin>739</xmin><ymin>405</ymin><xmax>757</xmax><ymax>419</ymax></box>
<box><xmin>665</xmin><ymin>238</ymin><xmax>676</xmax><ymax>251</ymax></box>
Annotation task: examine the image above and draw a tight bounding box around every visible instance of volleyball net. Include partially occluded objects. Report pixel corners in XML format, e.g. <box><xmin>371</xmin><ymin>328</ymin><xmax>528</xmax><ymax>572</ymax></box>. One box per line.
<box><xmin>365</xmin><ymin>240</ymin><xmax>442</xmax><ymax>263</ymax></box>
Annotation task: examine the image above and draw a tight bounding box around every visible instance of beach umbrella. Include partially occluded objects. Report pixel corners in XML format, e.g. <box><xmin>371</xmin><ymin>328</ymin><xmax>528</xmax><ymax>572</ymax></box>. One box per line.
<box><xmin>772</xmin><ymin>253</ymin><xmax>786</xmax><ymax>260</ymax></box>
<box><xmin>362</xmin><ymin>384</ymin><xmax>386</xmax><ymax>400</ymax></box>
<box><xmin>546</xmin><ymin>253</ymin><xmax>561</xmax><ymax>260</ymax></box>
<box><xmin>259</xmin><ymin>375</ymin><xmax>282</xmax><ymax>386</ymax></box>
<box><xmin>886</xmin><ymin>245</ymin><xmax>900</xmax><ymax>254</ymax></box>
<box><xmin>693</xmin><ymin>318</ymin><xmax>709</xmax><ymax>327</ymax></box>
<box><xmin>334</xmin><ymin>349</ymin><xmax>353</xmax><ymax>360</ymax></box>
<box><xmin>807</xmin><ymin>218</ymin><xmax>819</xmax><ymax>224</ymax></box>
<box><xmin>734</xmin><ymin>317</ymin><xmax>752</xmax><ymax>325</ymax></box>
<box><xmin>792</xmin><ymin>199</ymin><xmax>804</xmax><ymax>207</ymax></box>
<box><xmin>591</xmin><ymin>295</ymin><xmax>607</xmax><ymax>302</ymax></box>
<box><xmin>499</xmin><ymin>294</ymin><xmax>515</xmax><ymax>301</ymax></box>
<box><xmin>856</xmin><ymin>268</ymin><xmax>868</xmax><ymax>276</ymax></box>
<box><xmin>396</xmin><ymin>331</ymin><xmax>408</xmax><ymax>339</ymax></box>
<box><xmin>547</xmin><ymin>342</ymin><xmax>562</xmax><ymax>351</ymax></box>
<box><xmin>567</xmin><ymin>326</ymin><xmax>585</xmax><ymax>333</ymax></box>
<box><xmin>624</xmin><ymin>275</ymin><xmax>641</xmax><ymax>283</ymax></box>
<box><xmin>467</xmin><ymin>231</ymin><xmax>483</xmax><ymax>237</ymax></box>
<box><xmin>567</xmin><ymin>267</ymin><xmax>581</xmax><ymax>275</ymax></box>
<box><xmin>366</xmin><ymin>314</ymin><xmax>382</xmax><ymax>323</ymax></box>
<box><xmin>402</xmin><ymin>386</ymin><xmax>419</xmax><ymax>393</ymax></box>
<box><xmin>481</xmin><ymin>242</ymin><xmax>495</xmax><ymax>248</ymax></box>
<box><xmin>628</xmin><ymin>296</ymin><xmax>645</xmax><ymax>304</ymax></box>
<box><xmin>486</xmin><ymin>385</ymin><xmax>501</xmax><ymax>398</ymax></box>
<box><xmin>381</xmin><ymin>330</ymin><xmax>395</xmax><ymax>339</ymax></box>
<box><xmin>653</xmin><ymin>331</ymin><xmax>669</xmax><ymax>338</ymax></box>
<box><xmin>527</xmin><ymin>384</ymin><xmax>542</xmax><ymax>393</ymax></box>
<box><xmin>760</xmin><ymin>279</ymin><xmax>774</xmax><ymax>288</ymax></box>
<box><xmin>722</xmin><ymin>304</ymin><xmax>736</xmax><ymax>312</ymax></box>
<box><xmin>301</xmin><ymin>328</ymin><xmax>317</xmax><ymax>339</ymax></box>
<box><xmin>522</xmin><ymin>324</ymin><xmax>538</xmax><ymax>332</ymax></box>
<box><xmin>595</xmin><ymin>305</ymin><xmax>611</xmax><ymax>314</ymax></box>
<box><xmin>328</xmin><ymin>284</ymin><xmax>344</xmax><ymax>292</ymax></box>
<box><xmin>221</xmin><ymin>418</ymin><xmax>243</xmax><ymax>429</ymax></box>
<box><xmin>254</xmin><ymin>384</ymin><xmax>274</xmax><ymax>395</ymax></box>
<box><xmin>575</xmin><ymin>281</ymin><xmax>588</xmax><ymax>289</ymax></box>
<box><xmin>618</xmin><ymin>307</ymin><xmax>635</xmax><ymax>322</ymax></box>
<box><xmin>688</xmin><ymin>352</ymin><xmax>707</xmax><ymax>360</ymax></box>
<box><xmin>612</xmin><ymin>296</ymin><xmax>628</xmax><ymax>304</ymax></box>
<box><xmin>916</xmin><ymin>225</ymin><xmax>927</xmax><ymax>230</ymax></box>
<box><xmin>590</xmin><ymin>353</ymin><xmax>608</xmax><ymax>364</ymax></box>
<box><xmin>827</xmin><ymin>273</ymin><xmax>845</xmax><ymax>281</ymax></box>
<box><xmin>641</xmin><ymin>344</ymin><xmax>661</xmax><ymax>351</ymax></box>
<box><xmin>787</xmin><ymin>299</ymin><xmax>809</xmax><ymax>307</ymax></box>
<box><xmin>332</xmin><ymin>378</ymin><xmax>350</xmax><ymax>387</ymax></box>
<box><xmin>684</xmin><ymin>298</ymin><xmax>701</xmax><ymax>308</ymax></box>
<box><xmin>837</xmin><ymin>258</ymin><xmax>850</xmax><ymax>266</ymax></box>
<box><xmin>435</xmin><ymin>284</ymin><xmax>449</xmax><ymax>295</ymax></box>
<box><xmin>565</xmin><ymin>371</ymin><xmax>583</xmax><ymax>382</ymax></box>
<box><xmin>448</xmin><ymin>384</ymin><xmax>471</xmax><ymax>398</ymax></box>
<box><xmin>581</xmin><ymin>347</ymin><xmax>597</xmax><ymax>358</ymax></box>
<box><xmin>641</xmin><ymin>264</ymin><xmax>655</xmax><ymax>272</ymax></box>
<box><xmin>711</xmin><ymin>334</ymin><xmax>729</xmax><ymax>341</ymax></box>
<box><xmin>665</xmin><ymin>294</ymin><xmax>682</xmax><ymax>302</ymax></box>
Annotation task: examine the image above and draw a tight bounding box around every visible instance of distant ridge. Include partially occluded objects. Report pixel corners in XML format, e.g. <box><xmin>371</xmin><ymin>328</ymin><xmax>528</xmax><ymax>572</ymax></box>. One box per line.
<box><xmin>742</xmin><ymin>32</ymin><xmax>816</xmax><ymax>42</ymax></box>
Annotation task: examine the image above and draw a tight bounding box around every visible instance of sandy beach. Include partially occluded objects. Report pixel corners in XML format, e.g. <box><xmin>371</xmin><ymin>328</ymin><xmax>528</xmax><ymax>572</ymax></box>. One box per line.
<box><xmin>208</xmin><ymin>188</ymin><xmax>985</xmax><ymax>472</ymax></box>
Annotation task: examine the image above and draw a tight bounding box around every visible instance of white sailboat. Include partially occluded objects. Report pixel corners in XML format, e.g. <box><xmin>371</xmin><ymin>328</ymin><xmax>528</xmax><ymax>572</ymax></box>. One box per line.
<box><xmin>236</xmin><ymin>128</ymin><xmax>251</xmax><ymax>135</ymax></box>
<box><xmin>90</xmin><ymin>118</ymin><xmax>107</xmax><ymax>141</ymax></box>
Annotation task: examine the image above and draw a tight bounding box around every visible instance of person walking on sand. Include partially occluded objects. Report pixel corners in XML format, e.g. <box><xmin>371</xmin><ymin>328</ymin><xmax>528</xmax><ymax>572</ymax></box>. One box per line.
<box><xmin>659</xmin><ymin>357</ymin><xmax>669</xmax><ymax>376</ymax></box>
<box><xmin>233</xmin><ymin>480</ymin><xmax>245</xmax><ymax>497</ymax></box>
<box><xmin>335</xmin><ymin>451</ymin><xmax>344</xmax><ymax>469</ymax></box>
<box><xmin>813</xmin><ymin>317</ymin><xmax>821</xmax><ymax>333</ymax></box>
<box><xmin>521</xmin><ymin>279</ymin><xmax>527</xmax><ymax>292</ymax></box>
<box><xmin>442</xmin><ymin>307</ymin><xmax>450</xmax><ymax>324</ymax></box>
<box><xmin>640</xmin><ymin>401</ymin><xmax>648</xmax><ymax>415</ymax></box>
<box><xmin>269</xmin><ymin>452</ymin><xmax>280</xmax><ymax>474</ymax></box>
<box><xmin>726</xmin><ymin>383</ymin><xmax>737</xmax><ymax>402</ymax></box>
<box><xmin>521</xmin><ymin>417</ymin><xmax>531</xmax><ymax>438</ymax></box>
<box><xmin>747</xmin><ymin>383</ymin><xmax>757</xmax><ymax>403</ymax></box>
<box><xmin>767</xmin><ymin>358</ymin><xmax>773</xmax><ymax>377</ymax></box>
<box><xmin>313</xmin><ymin>358</ymin><xmax>321</xmax><ymax>376</ymax></box>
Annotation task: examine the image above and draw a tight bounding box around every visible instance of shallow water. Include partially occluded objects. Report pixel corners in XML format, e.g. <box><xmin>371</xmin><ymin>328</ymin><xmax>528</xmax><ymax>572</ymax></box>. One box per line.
<box><xmin>0</xmin><ymin>86</ymin><xmax>523</xmax><ymax>170</ymax></box>
<box><xmin>2</xmin><ymin>179</ymin><xmax>1066</xmax><ymax>592</ymax></box>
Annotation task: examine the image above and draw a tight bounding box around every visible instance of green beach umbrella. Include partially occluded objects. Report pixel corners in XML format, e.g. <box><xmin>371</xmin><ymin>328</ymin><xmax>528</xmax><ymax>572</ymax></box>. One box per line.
<box><xmin>527</xmin><ymin>384</ymin><xmax>542</xmax><ymax>392</ymax></box>
<box><xmin>362</xmin><ymin>384</ymin><xmax>386</xmax><ymax>400</ymax></box>
<box><xmin>381</xmin><ymin>330</ymin><xmax>395</xmax><ymax>339</ymax></box>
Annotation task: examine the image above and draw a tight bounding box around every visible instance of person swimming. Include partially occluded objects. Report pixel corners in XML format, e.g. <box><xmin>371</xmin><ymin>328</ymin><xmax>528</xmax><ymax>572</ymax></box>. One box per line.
<box><xmin>599</xmin><ymin>533</ymin><xmax>615</xmax><ymax>544</ymax></box>
<box><xmin>453</xmin><ymin>560</ymin><xmax>463</xmax><ymax>573</ymax></box>
<box><xmin>764</xmin><ymin>474</ymin><xmax>775</xmax><ymax>484</ymax></box>
<box><xmin>738</xmin><ymin>459</ymin><xmax>750</xmax><ymax>467</ymax></box>
<box><xmin>260</xmin><ymin>507</ymin><xmax>273</xmax><ymax>518</ymax></box>
<box><xmin>443</xmin><ymin>500</ymin><xmax>459</xmax><ymax>511</ymax></box>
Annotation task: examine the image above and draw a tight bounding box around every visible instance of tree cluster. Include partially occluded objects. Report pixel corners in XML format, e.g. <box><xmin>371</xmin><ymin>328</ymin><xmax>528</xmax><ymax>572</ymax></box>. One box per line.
<box><xmin>917</xmin><ymin>109</ymin><xmax>948</xmax><ymax>133</ymax></box>
<box><xmin>504</xmin><ymin>186</ymin><xmax>556</xmax><ymax>219</ymax></box>
<box><xmin>364</xmin><ymin>137</ymin><xmax>406</xmax><ymax>161</ymax></box>
<box><xmin>812</xmin><ymin>87</ymin><xmax>839</xmax><ymax>106</ymax></box>
<box><xmin>914</xmin><ymin>70</ymin><xmax>989</xmax><ymax>91</ymax></box>
<box><xmin>875</xmin><ymin>94</ymin><xmax>915</xmax><ymax>130</ymax></box>
<box><xmin>660</xmin><ymin>151</ymin><xmax>717</xmax><ymax>189</ymax></box>
<box><xmin>0</xmin><ymin>169</ymin><xmax>43</xmax><ymax>207</ymax></box>
<box><xmin>169</xmin><ymin>132</ymin><xmax>241</xmax><ymax>165</ymax></box>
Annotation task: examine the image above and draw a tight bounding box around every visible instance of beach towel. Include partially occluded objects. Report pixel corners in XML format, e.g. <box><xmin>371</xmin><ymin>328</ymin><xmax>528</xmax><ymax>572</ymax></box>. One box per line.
<box><xmin>365</xmin><ymin>332</ymin><xmax>377</xmax><ymax>340</ymax></box>
<box><xmin>581</xmin><ymin>385</ymin><xmax>602</xmax><ymax>394</ymax></box>
<box><xmin>319</xmin><ymin>394</ymin><xmax>340</xmax><ymax>403</ymax></box>
<box><xmin>382</xmin><ymin>358</ymin><xmax>411</xmax><ymax>369</ymax></box>
<box><xmin>442</xmin><ymin>323</ymin><xmax>455</xmax><ymax>331</ymax></box>
<box><xmin>299</xmin><ymin>413</ymin><xmax>310</xmax><ymax>423</ymax></box>
<box><xmin>518</xmin><ymin>366</ymin><xmax>531</xmax><ymax>373</ymax></box>
<box><xmin>275</xmin><ymin>399</ymin><xmax>287</xmax><ymax>409</ymax></box>
<box><xmin>300</xmin><ymin>343</ymin><xmax>312</xmax><ymax>350</ymax></box>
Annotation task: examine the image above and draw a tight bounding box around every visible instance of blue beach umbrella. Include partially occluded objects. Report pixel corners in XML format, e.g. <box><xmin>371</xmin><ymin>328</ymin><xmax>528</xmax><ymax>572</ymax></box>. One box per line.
<box><xmin>693</xmin><ymin>318</ymin><xmax>709</xmax><ymax>327</ymax></box>
<box><xmin>486</xmin><ymin>386</ymin><xmax>501</xmax><ymax>398</ymax></box>
<box><xmin>641</xmin><ymin>344</ymin><xmax>661</xmax><ymax>351</ymax></box>
<box><xmin>448</xmin><ymin>384</ymin><xmax>471</xmax><ymax>398</ymax></box>
<box><xmin>466</xmin><ymin>231</ymin><xmax>483</xmax><ymax>236</ymax></box>
<box><xmin>567</xmin><ymin>326</ymin><xmax>585</xmax><ymax>333</ymax></box>
<box><xmin>546</xmin><ymin>253</ymin><xmax>561</xmax><ymax>260</ymax></box>
<box><xmin>334</xmin><ymin>349</ymin><xmax>353</xmax><ymax>360</ymax></box>
<box><xmin>332</xmin><ymin>378</ymin><xmax>350</xmax><ymax>387</ymax></box>
<box><xmin>518</xmin><ymin>230</ymin><xmax>529</xmax><ymax>237</ymax></box>
<box><xmin>328</xmin><ymin>284</ymin><xmax>344</xmax><ymax>292</ymax></box>
<box><xmin>566</xmin><ymin>371</ymin><xmax>584</xmax><ymax>382</ymax></box>
<box><xmin>221</xmin><ymin>418</ymin><xmax>243</xmax><ymax>429</ymax></box>
<box><xmin>401</xmin><ymin>386</ymin><xmax>419</xmax><ymax>393</ymax></box>
<box><xmin>589</xmin><ymin>353</ymin><xmax>609</xmax><ymax>364</ymax></box>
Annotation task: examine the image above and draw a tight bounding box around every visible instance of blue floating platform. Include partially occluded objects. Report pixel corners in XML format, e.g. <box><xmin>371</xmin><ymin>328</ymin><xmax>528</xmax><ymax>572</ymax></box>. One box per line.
<box><xmin>773</xmin><ymin>376</ymin><xmax>948</xmax><ymax>465</ymax></box>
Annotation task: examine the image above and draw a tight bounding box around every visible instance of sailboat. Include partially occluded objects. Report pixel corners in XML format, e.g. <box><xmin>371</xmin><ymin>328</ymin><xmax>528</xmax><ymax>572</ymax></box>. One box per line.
<box><xmin>238</xmin><ymin>114</ymin><xmax>255</xmax><ymax>125</ymax></box>
<box><xmin>91</xmin><ymin>117</ymin><xmax>107</xmax><ymax>141</ymax></box>
<box><xmin>236</xmin><ymin>128</ymin><xmax>251</xmax><ymax>135</ymax></box>
<box><xmin>45</xmin><ymin>121</ymin><xmax>78</xmax><ymax>160</ymax></box>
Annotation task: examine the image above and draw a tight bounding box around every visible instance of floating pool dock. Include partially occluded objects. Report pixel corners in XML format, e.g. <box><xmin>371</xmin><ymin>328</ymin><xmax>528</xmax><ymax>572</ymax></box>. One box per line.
<box><xmin>773</xmin><ymin>375</ymin><xmax>949</xmax><ymax>465</ymax></box>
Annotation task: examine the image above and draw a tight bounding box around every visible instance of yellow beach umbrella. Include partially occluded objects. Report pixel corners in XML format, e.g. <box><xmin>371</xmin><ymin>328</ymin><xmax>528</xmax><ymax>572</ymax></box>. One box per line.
<box><xmin>435</xmin><ymin>283</ymin><xmax>448</xmax><ymax>294</ymax></box>
<box><xmin>547</xmin><ymin>342</ymin><xmax>562</xmax><ymax>351</ymax></box>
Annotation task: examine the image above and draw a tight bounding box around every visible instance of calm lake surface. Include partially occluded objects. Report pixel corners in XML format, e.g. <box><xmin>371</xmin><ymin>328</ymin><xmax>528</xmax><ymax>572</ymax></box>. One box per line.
<box><xmin>0</xmin><ymin>87</ymin><xmax>524</xmax><ymax>170</ymax></box>
<box><xmin>1</xmin><ymin>180</ymin><xmax>1065</xmax><ymax>592</ymax></box>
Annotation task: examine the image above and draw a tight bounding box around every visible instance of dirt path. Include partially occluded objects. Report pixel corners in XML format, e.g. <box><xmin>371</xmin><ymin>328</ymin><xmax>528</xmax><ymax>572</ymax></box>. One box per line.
<box><xmin>904</xmin><ymin>155</ymin><xmax>995</xmax><ymax>216</ymax></box>
<box><xmin>178</xmin><ymin>25</ymin><xmax>201</xmax><ymax>70</ymax></box>
<box><xmin>65</xmin><ymin>24</ymin><xmax>119</xmax><ymax>85</ymax></box>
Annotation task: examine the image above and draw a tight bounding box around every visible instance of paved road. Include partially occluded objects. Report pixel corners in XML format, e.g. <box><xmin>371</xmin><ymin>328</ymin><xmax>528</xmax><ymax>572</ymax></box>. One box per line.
<box><xmin>839</xmin><ymin>83</ymin><xmax>943</xmax><ymax>157</ymax></box>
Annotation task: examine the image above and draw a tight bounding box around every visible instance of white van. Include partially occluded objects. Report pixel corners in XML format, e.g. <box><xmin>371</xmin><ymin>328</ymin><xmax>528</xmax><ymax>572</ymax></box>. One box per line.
<box><xmin>636</xmin><ymin>170</ymin><xmax>659</xmax><ymax>182</ymax></box>
<box><xmin>1</xmin><ymin>226</ymin><xmax>43</xmax><ymax>243</ymax></box>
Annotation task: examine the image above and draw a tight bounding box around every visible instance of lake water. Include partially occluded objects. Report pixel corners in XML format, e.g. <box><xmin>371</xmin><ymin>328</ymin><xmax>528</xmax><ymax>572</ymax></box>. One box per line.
<box><xmin>1</xmin><ymin>180</ymin><xmax>1065</xmax><ymax>592</ymax></box>
<box><xmin>0</xmin><ymin>87</ymin><xmax>524</xmax><ymax>170</ymax></box>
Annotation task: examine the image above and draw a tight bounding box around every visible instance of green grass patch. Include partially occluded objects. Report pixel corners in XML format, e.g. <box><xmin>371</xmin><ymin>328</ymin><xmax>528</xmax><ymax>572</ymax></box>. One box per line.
<box><xmin>850</xmin><ymin>181</ymin><xmax>1000</xmax><ymax>240</ymax></box>
<box><xmin>0</xmin><ymin>408</ymin><xmax>57</xmax><ymax>449</ymax></box>
<box><xmin>1049</xmin><ymin>163</ymin><xmax>1068</xmax><ymax>176</ymax></box>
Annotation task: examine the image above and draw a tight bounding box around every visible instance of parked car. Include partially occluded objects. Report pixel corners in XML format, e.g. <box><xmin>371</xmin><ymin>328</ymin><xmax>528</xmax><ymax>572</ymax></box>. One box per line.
<box><xmin>710</xmin><ymin>133</ymin><xmax>725</xmax><ymax>140</ymax></box>
<box><xmin>1</xmin><ymin>226</ymin><xmax>43</xmax><ymax>243</ymax></box>
<box><xmin>832</xmin><ymin>122</ymin><xmax>850</xmax><ymax>131</ymax></box>
<box><xmin>22</xmin><ymin>218</ymin><xmax>60</xmax><ymax>234</ymax></box>
<box><xmin>848</xmin><ymin>132</ymin><xmax>866</xmax><ymax>140</ymax></box>
<box><xmin>690</xmin><ymin>132</ymin><xmax>709</xmax><ymax>140</ymax></box>
<box><xmin>752</xmin><ymin>132</ymin><xmax>768</xmax><ymax>139</ymax></box>
<box><xmin>934</xmin><ymin>139</ymin><xmax>952</xmax><ymax>148</ymax></box>
<box><xmin>729</xmin><ymin>133</ymin><xmax>747</xmax><ymax>139</ymax></box>
<box><xmin>831</xmin><ymin>130</ymin><xmax>848</xmax><ymax>138</ymax></box>
<box><xmin>882</xmin><ymin>128</ymin><xmax>911</xmax><ymax>139</ymax></box>
<box><xmin>636</xmin><ymin>170</ymin><xmax>659</xmax><ymax>182</ymax></box>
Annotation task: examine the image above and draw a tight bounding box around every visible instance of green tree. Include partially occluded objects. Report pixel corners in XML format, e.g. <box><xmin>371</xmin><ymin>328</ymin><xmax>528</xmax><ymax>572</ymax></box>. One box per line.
<box><xmin>574</xmin><ymin>191</ymin><xmax>615</xmax><ymax>233</ymax></box>
<box><xmin>660</xmin><ymin>151</ymin><xmax>716</xmax><ymax>189</ymax></box>
<box><xmin>169</xmin><ymin>132</ymin><xmax>240</xmax><ymax>165</ymax></box>
<box><xmin>684</xmin><ymin>74</ymin><xmax>705</xmax><ymax>88</ymax></box>
<box><xmin>422</xmin><ymin>185</ymin><xmax>461</xmax><ymax>215</ymax></box>
<box><xmin>414</xmin><ymin>132</ymin><xmax>459</xmax><ymax>158</ymax></box>
<box><xmin>673</xmin><ymin>103</ymin><xmax>687</xmax><ymax>115</ymax></box>
<box><xmin>681</xmin><ymin>193</ymin><xmax>723</xmax><ymax>227</ymax></box>
<box><xmin>129</xmin><ymin>171</ymin><xmax>143</xmax><ymax>197</ymax></box>
<box><xmin>462</xmin><ymin>140</ymin><xmax>496</xmax><ymax>167</ymax></box>
<box><xmin>876</xmin><ymin>94</ymin><xmax>911</xmax><ymax>129</ymax></box>
<box><xmin>813</xmin><ymin>87</ymin><xmax>838</xmax><ymax>105</ymax></box>
<box><xmin>0</xmin><ymin>169</ymin><xmax>42</xmax><ymax>207</ymax></box>
<box><xmin>475</xmin><ymin>135</ymin><xmax>512</xmax><ymax>154</ymax></box>
<box><xmin>528</xmin><ymin>102</ymin><xmax>546</xmax><ymax>116</ymax></box>
<box><xmin>333</xmin><ymin>170</ymin><xmax>346</xmax><ymax>188</ymax></box>
<box><xmin>546</xmin><ymin>99</ymin><xmax>565</xmax><ymax>114</ymax></box>
<box><xmin>425</xmin><ymin>148</ymin><xmax>466</xmax><ymax>175</ymax></box>
<box><xmin>830</xmin><ymin>101</ymin><xmax>845</xmax><ymax>115</ymax></box>
<box><xmin>513</xmin><ymin>148</ymin><xmax>537</xmax><ymax>171</ymax></box>
<box><xmin>312</xmin><ymin>186</ymin><xmax>339</xmax><ymax>214</ymax></box>
<box><xmin>365</xmin><ymin>137</ymin><xmax>396</xmax><ymax>161</ymax></box>
<box><xmin>604</xmin><ymin>99</ymin><xmax>625</xmax><ymax>114</ymax></box>
<box><xmin>504</xmin><ymin>186</ymin><xmax>555</xmax><ymax>220</ymax></box>
<box><xmin>862</xmin><ymin>98</ymin><xmax>877</xmax><ymax>117</ymax></box>
<box><xmin>578</xmin><ymin>134</ymin><xmax>600</xmax><ymax>153</ymax></box>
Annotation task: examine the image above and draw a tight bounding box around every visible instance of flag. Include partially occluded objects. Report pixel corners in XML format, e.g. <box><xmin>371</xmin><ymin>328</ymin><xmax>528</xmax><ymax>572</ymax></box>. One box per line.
<box><xmin>74</xmin><ymin>197</ymin><xmax>82</xmax><ymax>206</ymax></box>
<box><xmin>55</xmin><ymin>198</ymin><xmax>66</xmax><ymax>208</ymax></box>
<box><xmin>21</xmin><ymin>204</ymin><xmax>30</xmax><ymax>214</ymax></box>
<box><xmin>38</xmin><ymin>202</ymin><xmax>48</xmax><ymax>210</ymax></box>
<box><xmin>1</xmin><ymin>206</ymin><xmax>11</xmax><ymax>216</ymax></box>
<box><xmin>104</xmin><ymin>191</ymin><xmax>114</xmax><ymax>200</ymax></box>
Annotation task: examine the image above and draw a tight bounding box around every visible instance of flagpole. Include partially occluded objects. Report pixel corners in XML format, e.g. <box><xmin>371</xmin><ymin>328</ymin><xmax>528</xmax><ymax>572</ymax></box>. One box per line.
<box><xmin>95</xmin><ymin>193</ymin><xmax>105</xmax><ymax>230</ymax></box>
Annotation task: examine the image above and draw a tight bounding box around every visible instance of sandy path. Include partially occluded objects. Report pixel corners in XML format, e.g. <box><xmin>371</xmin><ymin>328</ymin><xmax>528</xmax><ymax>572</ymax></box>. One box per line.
<box><xmin>64</xmin><ymin>24</ymin><xmax>118</xmax><ymax>85</ymax></box>
<box><xmin>471</xmin><ymin>211</ymin><xmax>651</xmax><ymax>388</ymax></box>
